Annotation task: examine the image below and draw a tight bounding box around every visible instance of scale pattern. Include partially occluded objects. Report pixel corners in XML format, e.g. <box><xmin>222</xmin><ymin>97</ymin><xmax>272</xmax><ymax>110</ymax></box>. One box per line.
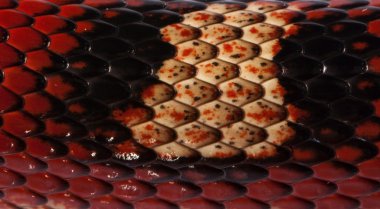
<box><xmin>0</xmin><ymin>0</ymin><xmax>380</xmax><ymax>209</ymax></box>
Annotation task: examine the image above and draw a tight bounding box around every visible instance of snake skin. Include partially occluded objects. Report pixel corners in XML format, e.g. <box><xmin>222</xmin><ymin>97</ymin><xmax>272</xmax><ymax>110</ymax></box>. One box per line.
<box><xmin>0</xmin><ymin>0</ymin><xmax>380</xmax><ymax>208</ymax></box>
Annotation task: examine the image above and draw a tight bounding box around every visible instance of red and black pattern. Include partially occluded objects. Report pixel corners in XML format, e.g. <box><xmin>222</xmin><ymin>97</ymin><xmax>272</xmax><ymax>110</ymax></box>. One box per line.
<box><xmin>0</xmin><ymin>0</ymin><xmax>380</xmax><ymax>208</ymax></box>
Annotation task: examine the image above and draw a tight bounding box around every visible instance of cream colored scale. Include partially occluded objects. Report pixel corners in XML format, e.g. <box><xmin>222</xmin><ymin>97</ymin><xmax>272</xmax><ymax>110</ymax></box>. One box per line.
<box><xmin>130</xmin><ymin>1</ymin><xmax>305</xmax><ymax>161</ymax></box>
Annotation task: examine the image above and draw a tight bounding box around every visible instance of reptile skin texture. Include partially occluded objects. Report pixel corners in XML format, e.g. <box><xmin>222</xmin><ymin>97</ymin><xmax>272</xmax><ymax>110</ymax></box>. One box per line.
<box><xmin>0</xmin><ymin>0</ymin><xmax>380</xmax><ymax>208</ymax></box>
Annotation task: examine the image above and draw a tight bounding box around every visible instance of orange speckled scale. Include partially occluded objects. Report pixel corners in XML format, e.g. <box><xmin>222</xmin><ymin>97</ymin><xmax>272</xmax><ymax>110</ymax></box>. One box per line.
<box><xmin>1</xmin><ymin>0</ymin><xmax>380</xmax><ymax>208</ymax></box>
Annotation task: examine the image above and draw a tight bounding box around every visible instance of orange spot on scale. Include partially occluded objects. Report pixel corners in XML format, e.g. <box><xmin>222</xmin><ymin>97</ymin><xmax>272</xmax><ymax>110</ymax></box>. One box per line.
<box><xmin>180</xmin><ymin>29</ymin><xmax>191</xmax><ymax>37</ymax></box>
<box><xmin>356</xmin><ymin>120</ymin><xmax>380</xmax><ymax>141</ymax></box>
<box><xmin>285</xmin><ymin>25</ymin><xmax>300</xmax><ymax>36</ymax></box>
<box><xmin>352</xmin><ymin>42</ymin><xmax>368</xmax><ymax>50</ymax></box>
<box><xmin>247</xmin><ymin>109</ymin><xmax>280</xmax><ymax>122</ymax></box>
<box><xmin>103</xmin><ymin>10</ymin><xmax>118</xmax><ymax>18</ymax></box>
<box><xmin>112</xmin><ymin>108</ymin><xmax>148</xmax><ymax>125</ymax></box>
<box><xmin>336</xmin><ymin>145</ymin><xmax>362</xmax><ymax>163</ymax></box>
<box><xmin>75</xmin><ymin>21</ymin><xmax>95</xmax><ymax>33</ymax></box>
<box><xmin>194</xmin><ymin>13</ymin><xmax>210</xmax><ymax>21</ymax></box>
<box><xmin>271</xmin><ymin>41</ymin><xmax>282</xmax><ymax>55</ymax></box>
<box><xmin>331</xmin><ymin>24</ymin><xmax>344</xmax><ymax>32</ymax></box>
<box><xmin>141</xmin><ymin>85</ymin><xmax>155</xmax><ymax>100</ymax></box>
<box><xmin>271</xmin><ymin>84</ymin><xmax>287</xmax><ymax>97</ymax></box>
<box><xmin>287</xmin><ymin>104</ymin><xmax>310</xmax><ymax>122</ymax></box>
<box><xmin>170</xmin><ymin>111</ymin><xmax>184</xmax><ymax>122</ymax></box>
<box><xmin>369</xmin><ymin>20</ymin><xmax>380</xmax><ymax>37</ymax></box>
<box><xmin>293</xmin><ymin>149</ymin><xmax>316</xmax><ymax>162</ymax></box>
<box><xmin>49</xmin><ymin>33</ymin><xmax>80</xmax><ymax>55</ymax></box>
<box><xmin>68</xmin><ymin>103</ymin><xmax>86</xmax><ymax>114</ymax></box>
<box><xmin>223</xmin><ymin>43</ymin><xmax>233</xmax><ymax>53</ymax></box>
<box><xmin>45</xmin><ymin>76</ymin><xmax>74</xmax><ymax>100</ymax></box>
<box><xmin>185</xmin><ymin>129</ymin><xmax>210</xmax><ymax>144</ymax></box>
<box><xmin>307</xmin><ymin>10</ymin><xmax>327</xmax><ymax>20</ymax></box>
<box><xmin>373</xmin><ymin>99</ymin><xmax>380</xmax><ymax>117</ymax></box>
<box><xmin>249</xmin><ymin>27</ymin><xmax>258</xmax><ymax>34</ymax></box>
<box><xmin>357</xmin><ymin>80</ymin><xmax>374</xmax><ymax>90</ymax></box>
<box><xmin>182</xmin><ymin>48</ymin><xmax>193</xmax><ymax>57</ymax></box>
<box><xmin>226</xmin><ymin>90</ymin><xmax>237</xmax><ymax>98</ymax></box>
<box><xmin>71</xmin><ymin>61</ymin><xmax>87</xmax><ymax>69</ymax></box>
<box><xmin>45</xmin><ymin>120</ymin><xmax>71</xmax><ymax>138</ymax></box>
<box><xmin>214</xmin><ymin>152</ymin><xmax>233</xmax><ymax>158</ymax></box>
<box><xmin>369</xmin><ymin>55</ymin><xmax>380</xmax><ymax>73</ymax></box>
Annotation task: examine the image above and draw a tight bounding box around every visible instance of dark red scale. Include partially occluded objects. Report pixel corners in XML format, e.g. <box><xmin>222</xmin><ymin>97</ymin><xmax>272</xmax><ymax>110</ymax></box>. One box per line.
<box><xmin>337</xmin><ymin>176</ymin><xmax>380</xmax><ymax>197</ymax></box>
<box><xmin>25</xmin><ymin>49</ymin><xmax>67</xmax><ymax>74</ymax></box>
<box><xmin>360</xmin><ymin>192</ymin><xmax>380</xmax><ymax>209</ymax></box>
<box><xmin>102</xmin><ymin>8</ymin><xmax>143</xmax><ymax>25</ymax></box>
<box><xmin>2</xmin><ymin>66</ymin><xmax>45</xmax><ymax>95</ymax></box>
<box><xmin>47</xmin><ymin>0</ymin><xmax>84</xmax><ymax>5</ymax></box>
<box><xmin>68</xmin><ymin>176</ymin><xmax>113</xmax><ymax>198</ymax></box>
<box><xmin>112</xmin><ymin>179</ymin><xmax>156</xmax><ymax>201</ymax></box>
<box><xmin>134</xmin><ymin>198</ymin><xmax>177</xmax><ymax>209</ymax></box>
<box><xmin>0</xmin><ymin>131</ymin><xmax>25</xmax><ymax>154</ymax></box>
<box><xmin>306</xmin><ymin>8</ymin><xmax>348</xmax><ymax>23</ymax></box>
<box><xmin>1</xmin><ymin>111</ymin><xmax>43</xmax><ymax>137</ymax></box>
<box><xmin>66</xmin><ymin>140</ymin><xmax>112</xmax><ymax>162</ymax></box>
<box><xmin>75</xmin><ymin>20</ymin><xmax>117</xmax><ymax>39</ymax></box>
<box><xmin>3</xmin><ymin>152</ymin><xmax>47</xmax><ymax>173</ymax></box>
<box><xmin>348</xmin><ymin>6</ymin><xmax>380</xmax><ymax>22</ymax></box>
<box><xmin>293</xmin><ymin>178</ymin><xmax>337</xmax><ymax>199</ymax></box>
<box><xmin>292</xmin><ymin>140</ymin><xmax>335</xmax><ymax>165</ymax></box>
<box><xmin>0</xmin><ymin>10</ymin><xmax>33</xmax><ymax>28</ymax></box>
<box><xmin>89</xmin><ymin>162</ymin><xmax>134</xmax><ymax>181</ymax></box>
<box><xmin>23</xmin><ymin>92</ymin><xmax>65</xmax><ymax>118</ymax></box>
<box><xmin>48</xmin><ymin>33</ymin><xmax>89</xmax><ymax>56</ymax></box>
<box><xmin>289</xmin><ymin>0</ymin><xmax>329</xmax><ymax>11</ymax></box>
<box><xmin>359</xmin><ymin>158</ymin><xmax>380</xmax><ymax>180</ymax></box>
<box><xmin>224</xmin><ymin>197</ymin><xmax>269</xmax><ymax>209</ymax></box>
<box><xmin>268</xmin><ymin>163</ymin><xmax>313</xmax><ymax>183</ymax></box>
<box><xmin>156</xmin><ymin>181</ymin><xmax>201</xmax><ymax>201</ymax></box>
<box><xmin>0</xmin><ymin>86</ymin><xmax>22</xmax><ymax>113</ymax></box>
<box><xmin>7</xmin><ymin>27</ymin><xmax>48</xmax><ymax>52</ymax></box>
<box><xmin>315</xmin><ymin>194</ymin><xmax>360</xmax><ymax>209</ymax></box>
<box><xmin>246</xmin><ymin>180</ymin><xmax>292</xmax><ymax>201</ymax></box>
<box><xmin>89</xmin><ymin>196</ymin><xmax>133</xmax><ymax>209</ymax></box>
<box><xmin>179</xmin><ymin>198</ymin><xmax>223</xmax><ymax>209</ymax></box>
<box><xmin>225</xmin><ymin>164</ymin><xmax>268</xmax><ymax>183</ymax></box>
<box><xmin>329</xmin><ymin>0</ymin><xmax>370</xmax><ymax>9</ymax></box>
<box><xmin>336</xmin><ymin>138</ymin><xmax>378</xmax><ymax>164</ymax></box>
<box><xmin>47</xmin><ymin>158</ymin><xmax>90</xmax><ymax>178</ymax></box>
<box><xmin>83</xmin><ymin>0</ymin><xmax>126</xmax><ymax>9</ymax></box>
<box><xmin>26</xmin><ymin>172</ymin><xmax>68</xmax><ymax>194</ymax></box>
<box><xmin>3</xmin><ymin>187</ymin><xmax>47</xmax><ymax>207</ymax></box>
<box><xmin>16</xmin><ymin>0</ymin><xmax>59</xmax><ymax>16</ymax></box>
<box><xmin>313</xmin><ymin>160</ymin><xmax>358</xmax><ymax>181</ymax></box>
<box><xmin>45</xmin><ymin>72</ymin><xmax>87</xmax><ymax>100</ymax></box>
<box><xmin>66</xmin><ymin>98</ymin><xmax>109</xmax><ymax>122</ymax></box>
<box><xmin>0</xmin><ymin>0</ymin><xmax>18</xmax><ymax>9</ymax></box>
<box><xmin>46</xmin><ymin>192</ymin><xmax>90</xmax><ymax>209</ymax></box>
<box><xmin>58</xmin><ymin>4</ymin><xmax>101</xmax><ymax>20</ymax></box>
<box><xmin>369</xmin><ymin>19</ymin><xmax>380</xmax><ymax>36</ymax></box>
<box><xmin>270</xmin><ymin>196</ymin><xmax>315</xmax><ymax>209</ymax></box>
<box><xmin>180</xmin><ymin>164</ymin><xmax>224</xmax><ymax>183</ymax></box>
<box><xmin>0</xmin><ymin>167</ymin><xmax>25</xmax><ymax>188</ymax></box>
<box><xmin>25</xmin><ymin>135</ymin><xmax>68</xmax><ymax>159</ymax></box>
<box><xmin>33</xmin><ymin>15</ymin><xmax>76</xmax><ymax>35</ymax></box>
<box><xmin>44</xmin><ymin>117</ymin><xmax>88</xmax><ymax>139</ymax></box>
<box><xmin>0</xmin><ymin>43</ymin><xmax>24</xmax><ymax>68</ymax></box>
<box><xmin>135</xmin><ymin>164</ymin><xmax>179</xmax><ymax>183</ymax></box>
<box><xmin>312</xmin><ymin>119</ymin><xmax>354</xmax><ymax>144</ymax></box>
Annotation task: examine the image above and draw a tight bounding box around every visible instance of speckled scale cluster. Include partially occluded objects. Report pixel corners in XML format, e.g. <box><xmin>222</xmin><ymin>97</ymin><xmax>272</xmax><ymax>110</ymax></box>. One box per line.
<box><xmin>0</xmin><ymin>0</ymin><xmax>380</xmax><ymax>209</ymax></box>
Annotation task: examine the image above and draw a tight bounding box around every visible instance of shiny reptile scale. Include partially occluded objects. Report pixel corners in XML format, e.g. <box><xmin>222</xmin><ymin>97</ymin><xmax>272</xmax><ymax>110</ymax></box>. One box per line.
<box><xmin>0</xmin><ymin>0</ymin><xmax>380</xmax><ymax>208</ymax></box>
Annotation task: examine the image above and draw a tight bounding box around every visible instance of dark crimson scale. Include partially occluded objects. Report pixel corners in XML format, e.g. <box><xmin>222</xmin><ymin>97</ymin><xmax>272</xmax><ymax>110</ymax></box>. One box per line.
<box><xmin>0</xmin><ymin>0</ymin><xmax>380</xmax><ymax>209</ymax></box>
